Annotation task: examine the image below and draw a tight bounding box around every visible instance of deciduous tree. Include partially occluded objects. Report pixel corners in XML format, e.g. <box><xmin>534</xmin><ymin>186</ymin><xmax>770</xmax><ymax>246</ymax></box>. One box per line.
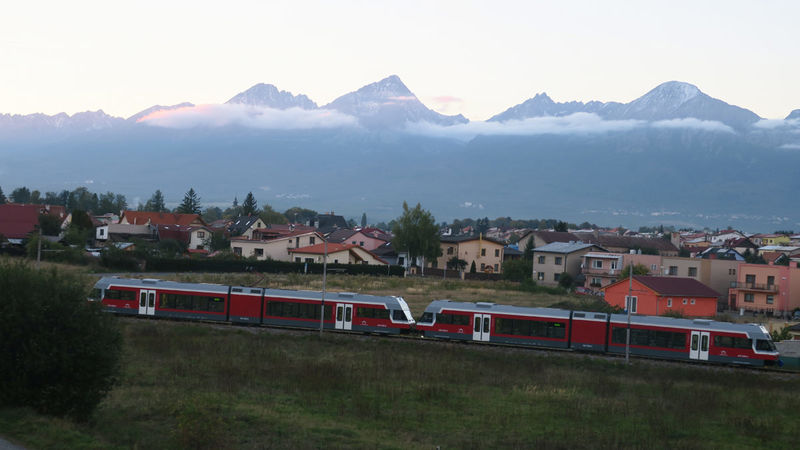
<box><xmin>392</xmin><ymin>202</ymin><xmax>442</xmax><ymax>266</ymax></box>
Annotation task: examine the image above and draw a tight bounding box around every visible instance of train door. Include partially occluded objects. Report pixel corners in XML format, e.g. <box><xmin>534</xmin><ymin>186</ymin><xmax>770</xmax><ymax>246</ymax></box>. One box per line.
<box><xmin>472</xmin><ymin>314</ymin><xmax>491</xmax><ymax>342</ymax></box>
<box><xmin>335</xmin><ymin>303</ymin><xmax>353</xmax><ymax>330</ymax></box>
<box><xmin>689</xmin><ymin>331</ymin><xmax>710</xmax><ymax>361</ymax></box>
<box><xmin>138</xmin><ymin>289</ymin><xmax>156</xmax><ymax>316</ymax></box>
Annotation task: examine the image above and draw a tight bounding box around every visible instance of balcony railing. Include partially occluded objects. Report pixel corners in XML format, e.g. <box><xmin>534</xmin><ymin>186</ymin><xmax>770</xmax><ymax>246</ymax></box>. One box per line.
<box><xmin>729</xmin><ymin>281</ymin><xmax>779</xmax><ymax>292</ymax></box>
<box><xmin>582</xmin><ymin>267</ymin><xmax>619</xmax><ymax>276</ymax></box>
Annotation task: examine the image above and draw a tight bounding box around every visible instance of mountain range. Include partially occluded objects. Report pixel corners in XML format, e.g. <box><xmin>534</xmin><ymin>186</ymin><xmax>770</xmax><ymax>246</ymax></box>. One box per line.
<box><xmin>1</xmin><ymin>75</ymin><xmax>799</xmax><ymax>230</ymax></box>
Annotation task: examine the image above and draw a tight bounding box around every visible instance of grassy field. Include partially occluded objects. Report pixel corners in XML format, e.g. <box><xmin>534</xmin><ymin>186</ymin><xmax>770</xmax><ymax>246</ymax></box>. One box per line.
<box><xmin>2</xmin><ymin>319</ymin><xmax>799</xmax><ymax>449</ymax></box>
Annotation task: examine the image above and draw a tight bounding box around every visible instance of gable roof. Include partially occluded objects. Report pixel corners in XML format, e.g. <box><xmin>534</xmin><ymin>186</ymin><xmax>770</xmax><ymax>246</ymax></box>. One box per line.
<box><xmin>440</xmin><ymin>235</ymin><xmax>505</xmax><ymax>246</ymax></box>
<box><xmin>573</xmin><ymin>233</ymin><xmax>678</xmax><ymax>253</ymax></box>
<box><xmin>288</xmin><ymin>242</ymin><xmax>388</xmax><ymax>264</ymax></box>
<box><xmin>312</xmin><ymin>213</ymin><xmax>349</xmax><ymax>234</ymax></box>
<box><xmin>0</xmin><ymin>204</ymin><xmax>67</xmax><ymax>239</ymax></box>
<box><xmin>610</xmin><ymin>275</ymin><xmax>720</xmax><ymax>298</ymax></box>
<box><xmin>327</xmin><ymin>229</ymin><xmax>358</xmax><ymax>243</ymax></box>
<box><xmin>532</xmin><ymin>231</ymin><xmax>580</xmax><ymax>244</ymax></box>
<box><xmin>121</xmin><ymin>211</ymin><xmax>206</xmax><ymax>227</ymax></box>
<box><xmin>228</xmin><ymin>216</ymin><xmax>262</xmax><ymax>236</ymax></box>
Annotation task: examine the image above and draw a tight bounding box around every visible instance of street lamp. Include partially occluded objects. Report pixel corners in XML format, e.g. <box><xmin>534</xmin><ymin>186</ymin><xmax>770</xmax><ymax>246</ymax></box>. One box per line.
<box><xmin>319</xmin><ymin>237</ymin><xmax>328</xmax><ymax>336</ymax></box>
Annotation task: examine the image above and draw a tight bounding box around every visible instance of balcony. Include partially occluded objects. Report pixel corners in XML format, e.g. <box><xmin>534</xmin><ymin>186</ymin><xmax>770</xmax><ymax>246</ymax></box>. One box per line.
<box><xmin>729</xmin><ymin>281</ymin><xmax>779</xmax><ymax>292</ymax></box>
<box><xmin>582</xmin><ymin>267</ymin><xmax>620</xmax><ymax>276</ymax></box>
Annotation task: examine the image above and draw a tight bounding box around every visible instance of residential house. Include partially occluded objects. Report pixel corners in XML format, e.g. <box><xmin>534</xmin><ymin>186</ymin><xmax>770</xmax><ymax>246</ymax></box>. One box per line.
<box><xmin>723</xmin><ymin>237</ymin><xmax>758</xmax><ymax>255</ymax></box>
<box><xmin>96</xmin><ymin>223</ymin><xmax>157</xmax><ymax>243</ymax></box>
<box><xmin>433</xmin><ymin>235</ymin><xmax>506</xmax><ymax>273</ymax></box>
<box><xmin>728</xmin><ymin>263</ymin><xmax>800</xmax><ymax>315</ymax></box>
<box><xmin>710</xmin><ymin>229</ymin><xmax>745</xmax><ymax>245</ymax></box>
<box><xmin>371</xmin><ymin>242</ymin><xmax>409</xmax><ymax>268</ymax></box>
<box><xmin>757</xmin><ymin>245</ymin><xmax>800</xmax><ymax>258</ymax></box>
<box><xmin>310</xmin><ymin>212</ymin><xmax>349</xmax><ymax>234</ymax></box>
<box><xmin>516</xmin><ymin>230</ymin><xmax>580</xmax><ymax>249</ymax></box>
<box><xmin>503</xmin><ymin>247</ymin><xmax>523</xmax><ymax>261</ymax></box>
<box><xmin>288</xmin><ymin>243</ymin><xmax>388</xmax><ymax>265</ymax></box>
<box><xmin>604</xmin><ymin>276</ymin><xmax>720</xmax><ymax>318</ymax></box>
<box><xmin>752</xmin><ymin>234</ymin><xmax>791</xmax><ymax>247</ymax></box>
<box><xmin>0</xmin><ymin>203</ymin><xmax>68</xmax><ymax>244</ymax></box>
<box><xmin>119</xmin><ymin>211</ymin><xmax>206</xmax><ymax>228</ymax></box>
<box><xmin>327</xmin><ymin>229</ymin><xmax>388</xmax><ymax>251</ymax></box>
<box><xmin>660</xmin><ymin>256</ymin><xmax>739</xmax><ymax>309</ymax></box>
<box><xmin>533</xmin><ymin>242</ymin><xmax>606</xmax><ymax>286</ymax></box>
<box><xmin>697</xmin><ymin>247</ymin><xmax>744</xmax><ymax>261</ymax></box>
<box><xmin>581</xmin><ymin>252</ymin><xmax>661</xmax><ymax>292</ymax></box>
<box><xmin>157</xmin><ymin>224</ymin><xmax>213</xmax><ymax>251</ymax></box>
<box><xmin>574</xmin><ymin>232</ymin><xmax>679</xmax><ymax>256</ymax></box>
<box><xmin>228</xmin><ymin>216</ymin><xmax>267</xmax><ymax>239</ymax></box>
<box><xmin>230</xmin><ymin>229</ymin><xmax>324</xmax><ymax>261</ymax></box>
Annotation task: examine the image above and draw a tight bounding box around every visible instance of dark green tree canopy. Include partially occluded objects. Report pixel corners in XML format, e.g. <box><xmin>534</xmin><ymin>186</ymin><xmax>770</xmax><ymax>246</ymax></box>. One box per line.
<box><xmin>284</xmin><ymin>207</ymin><xmax>318</xmax><ymax>225</ymax></box>
<box><xmin>392</xmin><ymin>201</ymin><xmax>442</xmax><ymax>266</ymax></box>
<box><xmin>11</xmin><ymin>186</ymin><xmax>31</xmax><ymax>203</ymax></box>
<box><xmin>259</xmin><ymin>204</ymin><xmax>287</xmax><ymax>224</ymax></box>
<box><xmin>242</xmin><ymin>192</ymin><xmax>258</xmax><ymax>216</ymax></box>
<box><xmin>142</xmin><ymin>190</ymin><xmax>167</xmax><ymax>212</ymax></box>
<box><xmin>0</xmin><ymin>186</ymin><xmax>5</xmax><ymax>204</ymax></box>
<box><xmin>617</xmin><ymin>263</ymin><xmax>651</xmax><ymax>280</ymax></box>
<box><xmin>177</xmin><ymin>188</ymin><xmax>202</xmax><ymax>214</ymax></box>
<box><xmin>361</xmin><ymin>213</ymin><xmax>367</xmax><ymax>228</ymax></box>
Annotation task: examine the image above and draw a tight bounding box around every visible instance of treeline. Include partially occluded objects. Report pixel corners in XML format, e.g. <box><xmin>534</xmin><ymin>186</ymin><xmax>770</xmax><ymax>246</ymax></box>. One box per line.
<box><xmin>0</xmin><ymin>185</ymin><xmax>127</xmax><ymax>214</ymax></box>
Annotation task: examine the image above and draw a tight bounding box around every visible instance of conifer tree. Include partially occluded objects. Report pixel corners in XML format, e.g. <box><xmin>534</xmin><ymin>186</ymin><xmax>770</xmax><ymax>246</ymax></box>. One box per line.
<box><xmin>177</xmin><ymin>188</ymin><xmax>201</xmax><ymax>214</ymax></box>
<box><xmin>242</xmin><ymin>192</ymin><xmax>258</xmax><ymax>216</ymax></box>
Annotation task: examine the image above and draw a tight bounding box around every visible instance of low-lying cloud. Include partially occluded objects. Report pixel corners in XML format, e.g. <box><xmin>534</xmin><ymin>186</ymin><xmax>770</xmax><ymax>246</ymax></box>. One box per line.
<box><xmin>406</xmin><ymin>113</ymin><xmax>643</xmax><ymax>141</ymax></box>
<box><xmin>651</xmin><ymin>118</ymin><xmax>734</xmax><ymax>133</ymax></box>
<box><xmin>754</xmin><ymin>118</ymin><xmax>800</xmax><ymax>129</ymax></box>
<box><xmin>139</xmin><ymin>104</ymin><xmax>358</xmax><ymax>130</ymax></box>
<box><xmin>406</xmin><ymin>113</ymin><xmax>740</xmax><ymax>141</ymax></box>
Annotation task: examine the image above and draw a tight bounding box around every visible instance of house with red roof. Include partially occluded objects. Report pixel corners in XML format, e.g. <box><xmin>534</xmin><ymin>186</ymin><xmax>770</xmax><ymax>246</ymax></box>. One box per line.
<box><xmin>327</xmin><ymin>229</ymin><xmax>389</xmax><ymax>251</ymax></box>
<box><xmin>231</xmin><ymin>229</ymin><xmax>324</xmax><ymax>261</ymax></box>
<box><xmin>0</xmin><ymin>203</ymin><xmax>68</xmax><ymax>244</ymax></box>
<box><xmin>288</xmin><ymin>243</ymin><xmax>388</xmax><ymax>266</ymax></box>
<box><xmin>119</xmin><ymin>210</ymin><xmax>206</xmax><ymax>227</ymax></box>
<box><xmin>604</xmin><ymin>275</ymin><xmax>720</xmax><ymax>318</ymax></box>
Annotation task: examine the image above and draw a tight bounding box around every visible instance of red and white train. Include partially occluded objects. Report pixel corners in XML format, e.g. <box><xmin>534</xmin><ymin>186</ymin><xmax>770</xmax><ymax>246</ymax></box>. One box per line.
<box><xmin>91</xmin><ymin>277</ymin><xmax>415</xmax><ymax>334</ymax></box>
<box><xmin>416</xmin><ymin>300</ymin><xmax>781</xmax><ymax>367</ymax></box>
<box><xmin>91</xmin><ymin>277</ymin><xmax>781</xmax><ymax>367</ymax></box>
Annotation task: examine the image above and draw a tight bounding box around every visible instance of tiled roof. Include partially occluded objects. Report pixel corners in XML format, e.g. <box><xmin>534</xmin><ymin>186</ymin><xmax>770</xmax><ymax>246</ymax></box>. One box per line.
<box><xmin>574</xmin><ymin>233</ymin><xmax>678</xmax><ymax>252</ymax></box>
<box><xmin>289</xmin><ymin>242</ymin><xmax>388</xmax><ymax>264</ymax></box>
<box><xmin>633</xmin><ymin>276</ymin><xmax>720</xmax><ymax>298</ymax></box>
<box><xmin>533</xmin><ymin>231</ymin><xmax>580</xmax><ymax>243</ymax></box>
<box><xmin>0</xmin><ymin>204</ymin><xmax>66</xmax><ymax>239</ymax></box>
<box><xmin>121</xmin><ymin>211</ymin><xmax>205</xmax><ymax>227</ymax></box>
<box><xmin>440</xmin><ymin>235</ymin><xmax>505</xmax><ymax>245</ymax></box>
<box><xmin>327</xmin><ymin>229</ymin><xmax>358</xmax><ymax>243</ymax></box>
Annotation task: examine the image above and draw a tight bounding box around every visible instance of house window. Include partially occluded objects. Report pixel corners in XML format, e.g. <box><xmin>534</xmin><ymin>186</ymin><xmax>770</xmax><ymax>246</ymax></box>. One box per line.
<box><xmin>554</xmin><ymin>273</ymin><xmax>560</xmax><ymax>282</ymax></box>
<box><xmin>669</xmin><ymin>266</ymin><xmax>678</xmax><ymax>276</ymax></box>
<box><xmin>538</xmin><ymin>256</ymin><xmax>545</xmax><ymax>264</ymax></box>
<box><xmin>481</xmin><ymin>248</ymin><xmax>486</xmax><ymax>256</ymax></box>
<box><xmin>682</xmin><ymin>298</ymin><xmax>688</xmax><ymax>305</ymax></box>
<box><xmin>729</xmin><ymin>268</ymin><xmax>736</xmax><ymax>275</ymax></box>
<box><xmin>480</xmin><ymin>263</ymin><xmax>485</xmax><ymax>271</ymax></box>
<box><xmin>667</xmin><ymin>298</ymin><xmax>672</xmax><ymax>307</ymax></box>
<box><xmin>611</xmin><ymin>261</ymin><xmax>618</xmax><ymax>270</ymax></box>
<box><xmin>310</xmin><ymin>237</ymin><xmax>316</xmax><ymax>245</ymax></box>
<box><xmin>255</xmin><ymin>248</ymin><xmax>264</xmax><ymax>257</ymax></box>
<box><xmin>537</xmin><ymin>272</ymin><xmax>544</xmax><ymax>281</ymax></box>
<box><xmin>494</xmin><ymin>264</ymin><xmax>498</xmax><ymax>272</ymax></box>
<box><xmin>767</xmin><ymin>276</ymin><xmax>775</xmax><ymax>286</ymax></box>
<box><xmin>688</xmin><ymin>267</ymin><xmax>698</xmax><ymax>277</ymax></box>
<box><xmin>359</xmin><ymin>241</ymin><xmax>365</xmax><ymax>247</ymax></box>
<box><xmin>555</xmin><ymin>257</ymin><xmax>563</xmax><ymax>265</ymax></box>
<box><xmin>398</xmin><ymin>256</ymin><xmax>405</xmax><ymax>266</ymax></box>
<box><xmin>744</xmin><ymin>293</ymin><xmax>754</xmax><ymax>303</ymax></box>
<box><xmin>197</xmin><ymin>231</ymin><xmax>205</xmax><ymax>239</ymax></box>
<box><xmin>745</xmin><ymin>274</ymin><xmax>756</xmax><ymax>284</ymax></box>
<box><xmin>766</xmin><ymin>295</ymin><xmax>774</xmax><ymax>304</ymax></box>
<box><xmin>690</xmin><ymin>299</ymin><xmax>695</xmax><ymax>305</ymax></box>
<box><xmin>295</xmin><ymin>257</ymin><xmax>301</xmax><ymax>262</ymax></box>
<box><xmin>99</xmin><ymin>229</ymin><xmax>105</xmax><ymax>237</ymax></box>
<box><xmin>651</xmin><ymin>264</ymin><xmax>657</xmax><ymax>272</ymax></box>
<box><xmin>351</xmin><ymin>241</ymin><xmax>357</xmax><ymax>245</ymax></box>
<box><xmin>495</xmin><ymin>249</ymin><xmax>500</xmax><ymax>257</ymax></box>
<box><xmin>305</xmin><ymin>258</ymin><xmax>314</xmax><ymax>263</ymax></box>
<box><xmin>447</xmin><ymin>247</ymin><xmax>454</xmax><ymax>255</ymax></box>
<box><xmin>625</xmin><ymin>296</ymin><xmax>637</xmax><ymax>314</ymax></box>
<box><xmin>593</xmin><ymin>260</ymin><xmax>603</xmax><ymax>269</ymax></box>
<box><xmin>233</xmin><ymin>247</ymin><xmax>242</xmax><ymax>256</ymax></box>
<box><xmin>590</xmin><ymin>277</ymin><xmax>602</xmax><ymax>287</ymax></box>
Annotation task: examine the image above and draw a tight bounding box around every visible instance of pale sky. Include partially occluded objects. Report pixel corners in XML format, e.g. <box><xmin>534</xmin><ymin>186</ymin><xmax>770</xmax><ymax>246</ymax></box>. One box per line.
<box><xmin>1</xmin><ymin>0</ymin><xmax>799</xmax><ymax>121</ymax></box>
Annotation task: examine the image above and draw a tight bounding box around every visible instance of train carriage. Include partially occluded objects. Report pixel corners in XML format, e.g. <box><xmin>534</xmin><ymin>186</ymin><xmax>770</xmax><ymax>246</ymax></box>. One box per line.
<box><xmin>605</xmin><ymin>315</ymin><xmax>779</xmax><ymax>366</ymax></box>
<box><xmin>416</xmin><ymin>300</ymin><xmax>572</xmax><ymax>349</ymax></box>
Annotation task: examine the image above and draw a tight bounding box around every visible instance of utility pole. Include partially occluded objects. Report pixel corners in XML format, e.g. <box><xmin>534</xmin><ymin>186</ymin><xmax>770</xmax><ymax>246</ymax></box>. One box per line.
<box><xmin>319</xmin><ymin>238</ymin><xmax>328</xmax><ymax>337</ymax></box>
<box><xmin>625</xmin><ymin>261</ymin><xmax>633</xmax><ymax>364</ymax></box>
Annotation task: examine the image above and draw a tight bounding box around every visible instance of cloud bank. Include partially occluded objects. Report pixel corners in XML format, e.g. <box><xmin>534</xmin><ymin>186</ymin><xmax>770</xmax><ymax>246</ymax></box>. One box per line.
<box><xmin>406</xmin><ymin>113</ymin><xmax>739</xmax><ymax>141</ymax></box>
<box><xmin>139</xmin><ymin>104</ymin><xmax>358</xmax><ymax>130</ymax></box>
<box><xmin>754</xmin><ymin>118</ymin><xmax>800</xmax><ymax>129</ymax></box>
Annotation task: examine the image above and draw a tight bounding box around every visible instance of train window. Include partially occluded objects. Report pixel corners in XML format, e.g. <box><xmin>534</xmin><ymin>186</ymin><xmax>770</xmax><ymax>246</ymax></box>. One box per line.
<box><xmin>159</xmin><ymin>293</ymin><xmax>226</xmax><ymax>313</ymax></box>
<box><xmin>691</xmin><ymin>335</ymin><xmax>698</xmax><ymax>351</ymax></box>
<box><xmin>435</xmin><ymin>313</ymin><xmax>470</xmax><ymax>326</ymax></box>
<box><xmin>250</xmin><ymin>289</ymin><xmax>261</xmax><ymax>294</ymax></box>
<box><xmin>105</xmin><ymin>289</ymin><xmax>137</xmax><ymax>301</ymax></box>
<box><xmin>611</xmin><ymin>327</ymin><xmax>686</xmax><ymax>349</ymax></box>
<box><xmin>714</xmin><ymin>336</ymin><xmax>753</xmax><ymax>349</ymax></box>
<box><xmin>701</xmin><ymin>335</ymin><xmax>709</xmax><ymax>352</ymax></box>
<box><xmin>495</xmin><ymin>318</ymin><xmax>566</xmax><ymax>339</ymax></box>
<box><xmin>419</xmin><ymin>312</ymin><xmax>434</xmax><ymax>323</ymax></box>
<box><xmin>474</xmin><ymin>317</ymin><xmax>481</xmax><ymax>332</ymax></box>
<box><xmin>140</xmin><ymin>292</ymin><xmax>146</xmax><ymax>307</ymax></box>
<box><xmin>392</xmin><ymin>310</ymin><xmax>407</xmax><ymax>321</ymax></box>
<box><xmin>483</xmin><ymin>317</ymin><xmax>490</xmax><ymax>333</ymax></box>
<box><xmin>573</xmin><ymin>313</ymin><xmax>585</xmax><ymax>318</ymax></box>
<box><xmin>267</xmin><ymin>301</ymin><xmax>332</xmax><ymax>320</ymax></box>
<box><xmin>337</xmin><ymin>306</ymin><xmax>343</xmax><ymax>321</ymax></box>
<box><xmin>232</xmin><ymin>288</ymin><xmax>243</xmax><ymax>293</ymax></box>
<box><xmin>345</xmin><ymin>307</ymin><xmax>352</xmax><ymax>322</ymax></box>
<box><xmin>594</xmin><ymin>314</ymin><xmax>606</xmax><ymax>320</ymax></box>
<box><xmin>357</xmin><ymin>307</ymin><xmax>390</xmax><ymax>320</ymax></box>
<box><xmin>756</xmin><ymin>340</ymin><xmax>776</xmax><ymax>352</ymax></box>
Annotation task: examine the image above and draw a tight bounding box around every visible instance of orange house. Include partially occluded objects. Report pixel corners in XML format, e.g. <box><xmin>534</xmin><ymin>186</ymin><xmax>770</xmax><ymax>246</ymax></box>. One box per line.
<box><xmin>604</xmin><ymin>276</ymin><xmax>719</xmax><ymax>318</ymax></box>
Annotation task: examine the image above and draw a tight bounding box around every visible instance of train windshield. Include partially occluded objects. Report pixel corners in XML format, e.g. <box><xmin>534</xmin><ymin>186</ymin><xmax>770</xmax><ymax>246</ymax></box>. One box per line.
<box><xmin>88</xmin><ymin>288</ymin><xmax>102</xmax><ymax>302</ymax></box>
<box><xmin>755</xmin><ymin>339</ymin><xmax>777</xmax><ymax>352</ymax></box>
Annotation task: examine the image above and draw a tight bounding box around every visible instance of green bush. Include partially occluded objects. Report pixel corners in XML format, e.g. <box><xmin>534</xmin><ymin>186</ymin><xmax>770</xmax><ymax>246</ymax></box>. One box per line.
<box><xmin>0</xmin><ymin>262</ymin><xmax>122</xmax><ymax>421</ymax></box>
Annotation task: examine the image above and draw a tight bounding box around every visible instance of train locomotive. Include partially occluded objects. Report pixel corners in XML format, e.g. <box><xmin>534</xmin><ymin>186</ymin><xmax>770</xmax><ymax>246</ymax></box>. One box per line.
<box><xmin>416</xmin><ymin>300</ymin><xmax>780</xmax><ymax>367</ymax></box>
<box><xmin>91</xmin><ymin>277</ymin><xmax>415</xmax><ymax>334</ymax></box>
